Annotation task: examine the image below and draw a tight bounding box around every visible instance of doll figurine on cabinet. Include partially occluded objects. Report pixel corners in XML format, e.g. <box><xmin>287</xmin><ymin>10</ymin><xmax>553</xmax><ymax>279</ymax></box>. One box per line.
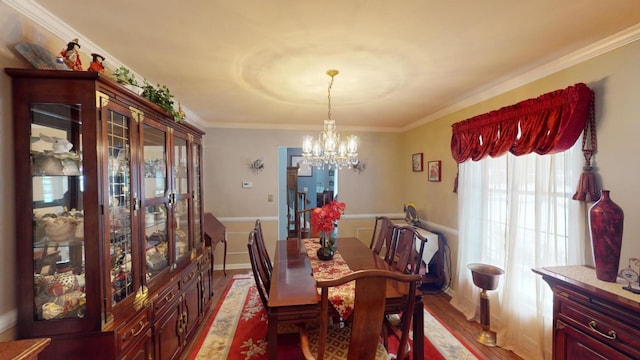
<box><xmin>57</xmin><ymin>38</ymin><xmax>82</xmax><ymax>71</ymax></box>
<box><xmin>87</xmin><ymin>53</ymin><xmax>105</xmax><ymax>73</ymax></box>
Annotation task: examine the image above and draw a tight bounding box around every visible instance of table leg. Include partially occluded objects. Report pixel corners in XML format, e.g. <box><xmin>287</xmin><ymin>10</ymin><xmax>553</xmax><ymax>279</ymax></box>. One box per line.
<box><xmin>267</xmin><ymin>309</ymin><xmax>278</xmax><ymax>360</ymax></box>
<box><xmin>413</xmin><ymin>298</ymin><xmax>424</xmax><ymax>360</ymax></box>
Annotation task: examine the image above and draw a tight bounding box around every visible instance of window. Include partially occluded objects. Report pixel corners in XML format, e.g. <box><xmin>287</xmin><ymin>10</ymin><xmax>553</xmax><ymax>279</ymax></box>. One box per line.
<box><xmin>451</xmin><ymin>141</ymin><xmax>587</xmax><ymax>359</ymax></box>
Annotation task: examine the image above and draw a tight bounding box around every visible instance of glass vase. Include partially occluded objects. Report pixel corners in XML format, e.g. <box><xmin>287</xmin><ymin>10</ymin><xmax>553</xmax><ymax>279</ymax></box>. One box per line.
<box><xmin>316</xmin><ymin>231</ymin><xmax>335</xmax><ymax>261</ymax></box>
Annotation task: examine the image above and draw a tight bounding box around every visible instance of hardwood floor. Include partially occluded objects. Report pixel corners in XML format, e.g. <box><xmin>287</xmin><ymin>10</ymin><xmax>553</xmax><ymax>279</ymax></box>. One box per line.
<box><xmin>192</xmin><ymin>269</ymin><xmax>522</xmax><ymax>360</ymax></box>
<box><xmin>420</xmin><ymin>289</ymin><xmax>522</xmax><ymax>360</ymax></box>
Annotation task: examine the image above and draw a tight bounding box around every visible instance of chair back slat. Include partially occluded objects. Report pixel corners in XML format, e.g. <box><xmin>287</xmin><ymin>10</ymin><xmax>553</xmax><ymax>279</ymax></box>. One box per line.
<box><xmin>247</xmin><ymin>230</ymin><xmax>270</xmax><ymax>308</ymax></box>
<box><xmin>254</xmin><ymin>219</ymin><xmax>273</xmax><ymax>274</ymax></box>
<box><xmin>370</xmin><ymin>216</ymin><xmax>395</xmax><ymax>260</ymax></box>
<box><xmin>295</xmin><ymin>208</ymin><xmax>315</xmax><ymax>240</ymax></box>
<box><xmin>388</xmin><ymin>225</ymin><xmax>427</xmax><ymax>275</ymax></box>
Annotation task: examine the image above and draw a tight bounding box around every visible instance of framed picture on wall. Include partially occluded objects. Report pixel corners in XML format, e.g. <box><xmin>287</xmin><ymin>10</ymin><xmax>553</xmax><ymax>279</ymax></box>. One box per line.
<box><xmin>291</xmin><ymin>155</ymin><xmax>312</xmax><ymax>177</ymax></box>
<box><xmin>428</xmin><ymin>160</ymin><xmax>441</xmax><ymax>182</ymax></box>
<box><xmin>412</xmin><ymin>153</ymin><xmax>423</xmax><ymax>172</ymax></box>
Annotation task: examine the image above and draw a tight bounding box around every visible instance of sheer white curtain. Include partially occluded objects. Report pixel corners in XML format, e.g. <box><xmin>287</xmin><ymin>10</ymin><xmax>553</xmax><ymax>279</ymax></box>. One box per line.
<box><xmin>450</xmin><ymin>141</ymin><xmax>591</xmax><ymax>359</ymax></box>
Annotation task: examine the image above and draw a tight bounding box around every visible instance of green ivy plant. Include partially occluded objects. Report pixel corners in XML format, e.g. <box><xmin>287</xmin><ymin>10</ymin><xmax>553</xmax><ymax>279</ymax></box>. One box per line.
<box><xmin>113</xmin><ymin>66</ymin><xmax>137</xmax><ymax>86</ymax></box>
<box><xmin>112</xmin><ymin>66</ymin><xmax>185</xmax><ymax>123</ymax></box>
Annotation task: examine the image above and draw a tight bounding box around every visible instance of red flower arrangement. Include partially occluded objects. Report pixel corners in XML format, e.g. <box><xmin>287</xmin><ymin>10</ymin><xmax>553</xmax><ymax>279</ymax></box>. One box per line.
<box><xmin>311</xmin><ymin>200</ymin><xmax>346</xmax><ymax>233</ymax></box>
<box><xmin>311</xmin><ymin>201</ymin><xmax>346</xmax><ymax>258</ymax></box>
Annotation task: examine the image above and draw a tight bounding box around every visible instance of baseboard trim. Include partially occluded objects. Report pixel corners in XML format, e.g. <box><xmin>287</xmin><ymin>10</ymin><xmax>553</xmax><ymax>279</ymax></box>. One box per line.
<box><xmin>0</xmin><ymin>308</ymin><xmax>17</xmax><ymax>335</ymax></box>
<box><xmin>215</xmin><ymin>263</ymin><xmax>250</xmax><ymax>271</ymax></box>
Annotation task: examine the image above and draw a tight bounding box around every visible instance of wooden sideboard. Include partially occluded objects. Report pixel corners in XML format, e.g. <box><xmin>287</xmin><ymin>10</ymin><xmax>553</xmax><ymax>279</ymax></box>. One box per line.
<box><xmin>533</xmin><ymin>266</ymin><xmax>640</xmax><ymax>359</ymax></box>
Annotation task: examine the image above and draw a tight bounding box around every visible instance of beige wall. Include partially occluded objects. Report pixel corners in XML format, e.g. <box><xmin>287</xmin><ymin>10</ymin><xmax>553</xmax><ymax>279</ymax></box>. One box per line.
<box><xmin>1</xmin><ymin>0</ymin><xmax>640</xmax><ymax>341</ymax></box>
<box><xmin>202</xmin><ymin>128</ymin><xmax>405</xmax><ymax>267</ymax></box>
<box><xmin>203</xmin><ymin>128</ymin><xmax>404</xmax><ymax>217</ymax></box>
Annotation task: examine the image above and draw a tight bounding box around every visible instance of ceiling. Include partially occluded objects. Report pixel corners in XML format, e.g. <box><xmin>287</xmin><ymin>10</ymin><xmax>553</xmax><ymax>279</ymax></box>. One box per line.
<box><xmin>16</xmin><ymin>1</ymin><xmax>640</xmax><ymax>131</ymax></box>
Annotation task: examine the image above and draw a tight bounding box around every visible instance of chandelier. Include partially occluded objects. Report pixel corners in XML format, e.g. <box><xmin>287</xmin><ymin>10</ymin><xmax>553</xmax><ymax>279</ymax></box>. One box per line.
<box><xmin>302</xmin><ymin>69</ymin><xmax>359</xmax><ymax>169</ymax></box>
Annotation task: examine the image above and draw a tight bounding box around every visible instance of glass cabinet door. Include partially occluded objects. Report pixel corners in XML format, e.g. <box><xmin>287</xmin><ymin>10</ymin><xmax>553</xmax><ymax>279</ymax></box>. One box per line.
<box><xmin>105</xmin><ymin>108</ymin><xmax>134</xmax><ymax>305</ymax></box>
<box><xmin>192</xmin><ymin>141</ymin><xmax>202</xmax><ymax>249</ymax></box>
<box><xmin>142</xmin><ymin>123</ymin><xmax>169</xmax><ymax>278</ymax></box>
<box><xmin>173</xmin><ymin>135</ymin><xmax>190</xmax><ymax>263</ymax></box>
<box><xmin>31</xmin><ymin>103</ymin><xmax>86</xmax><ymax>321</ymax></box>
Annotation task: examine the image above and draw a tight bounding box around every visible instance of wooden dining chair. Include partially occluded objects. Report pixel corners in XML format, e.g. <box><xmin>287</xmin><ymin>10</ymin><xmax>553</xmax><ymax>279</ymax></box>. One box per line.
<box><xmin>295</xmin><ymin>208</ymin><xmax>315</xmax><ymax>240</ymax></box>
<box><xmin>369</xmin><ymin>216</ymin><xmax>395</xmax><ymax>259</ymax></box>
<box><xmin>387</xmin><ymin>225</ymin><xmax>427</xmax><ymax>275</ymax></box>
<box><xmin>382</xmin><ymin>225</ymin><xmax>428</xmax><ymax>357</ymax></box>
<box><xmin>254</xmin><ymin>219</ymin><xmax>273</xmax><ymax>275</ymax></box>
<box><xmin>248</xmin><ymin>230</ymin><xmax>303</xmax><ymax>340</ymax></box>
<box><xmin>247</xmin><ymin>230</ymin><xmax>271</xmax><ymax>308</ymax></box>
<box><xmin>299</xmin><ymin>269</ymin><xmax>421</xmax><ymax>360</ymax></box>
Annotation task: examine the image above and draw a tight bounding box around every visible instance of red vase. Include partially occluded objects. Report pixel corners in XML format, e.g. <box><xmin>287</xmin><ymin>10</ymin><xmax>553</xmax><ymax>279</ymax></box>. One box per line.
<box><xmin>589</xmin><ymin>190</ymin><xmax>624</xmax><ymax>282</ymax></box>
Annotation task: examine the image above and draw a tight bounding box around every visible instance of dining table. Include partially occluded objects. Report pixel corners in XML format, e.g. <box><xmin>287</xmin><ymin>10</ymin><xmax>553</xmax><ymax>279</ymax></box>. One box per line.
<box><xmin>266</xmin><ymin>237</ymin><xmax>424</xmax><ymax>360</ymax></box>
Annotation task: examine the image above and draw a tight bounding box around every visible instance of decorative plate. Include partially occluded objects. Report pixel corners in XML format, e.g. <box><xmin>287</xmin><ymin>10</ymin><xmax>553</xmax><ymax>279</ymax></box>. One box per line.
<box><xmin>404</xmin><ymin>202</ymin><xmax>419</xmax><ymax>224</ymax></box>
<box><xmin>15</xmin><ymin>42</ymin><xmax>69</xmax><ymax>70</ymax></box>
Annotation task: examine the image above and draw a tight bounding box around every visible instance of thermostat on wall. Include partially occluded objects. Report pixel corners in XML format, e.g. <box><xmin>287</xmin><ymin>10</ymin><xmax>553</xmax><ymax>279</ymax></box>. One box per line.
<box><xmin>242</xmin><ymin>181</ymin><xmax>253</xmax><ymax>188</ymax></box>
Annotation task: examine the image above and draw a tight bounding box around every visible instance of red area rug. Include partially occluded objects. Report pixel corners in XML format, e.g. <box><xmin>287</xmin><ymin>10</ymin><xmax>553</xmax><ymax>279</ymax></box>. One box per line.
<box><xmin>189</xmin><ymin>275</ymin><xmax>476</xmax><ymax>359</ymax></box>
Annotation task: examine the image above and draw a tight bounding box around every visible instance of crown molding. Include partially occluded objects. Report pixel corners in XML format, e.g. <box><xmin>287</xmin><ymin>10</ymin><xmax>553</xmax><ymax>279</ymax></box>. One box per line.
<box><xmin>203</xmin><ymin>121</ymin><xmax>402</xmax><ymax>133</ymax></box>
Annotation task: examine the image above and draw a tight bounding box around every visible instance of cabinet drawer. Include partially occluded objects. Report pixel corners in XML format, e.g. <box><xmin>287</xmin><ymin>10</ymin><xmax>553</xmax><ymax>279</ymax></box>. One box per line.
<box><xmin>557</xmin><ymin>297</ymin><xmax>640</xmax><ymax>357</ymax></box>
<box><xmin>120</xmin><ymin>328</ymin><xmax>153</xmax><ymax>360</ymax></box>
<box><xmin>153</xmin><ymin>280</ymin><xmax>180</xmax><ymax>316</ymax></box>
<box><xmin>556</xmin><ymin>320</ymin><xmax>633</xmax><ymax>360</ymax></box>
<box><xmin>181</xmin><ymin>263</ymin><xmax>199</xmax><ymax>288</ymax></box>
<box><xmin>117</xmin><ymin>310</ymin><xmax>151</xmax><ymax>353</ymax></box>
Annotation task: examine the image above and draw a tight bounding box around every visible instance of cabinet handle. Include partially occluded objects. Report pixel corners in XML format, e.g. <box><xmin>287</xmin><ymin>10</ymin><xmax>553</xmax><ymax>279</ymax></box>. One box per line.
<box><xmin>133</xmin><ymin>194</ymin><xmax>139</xmax><ymax>211</ymax></box>
<box><xmin>129</xmin><ymin>320</ymin><xmax>148</xmax><ymax>337</ymax></box>
<box><xmin>163</xmin><ymin>292</ymin><xmax>175</xmax><ymax>304</ymax></box>
<box><xmin>177</xmin><ymin>310</ymin><xmax>185</xmax><ymax>334</ymax></box>
<box><xmin>588</xmin><ymin>320</ymin><xmax>617</xmax><ymax>340</ymax></box>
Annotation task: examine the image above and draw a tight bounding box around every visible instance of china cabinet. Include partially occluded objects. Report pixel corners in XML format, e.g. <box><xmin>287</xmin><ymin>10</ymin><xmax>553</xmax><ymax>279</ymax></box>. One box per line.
<box><xmin>533</xmin><ymin>266</ymin><xmax>640</xmax><ymax>359</ymax></box>
<box><xmin>6</xmin><ymin>68</ymin><xmax>211</xmax><ymax>360</ymax></box>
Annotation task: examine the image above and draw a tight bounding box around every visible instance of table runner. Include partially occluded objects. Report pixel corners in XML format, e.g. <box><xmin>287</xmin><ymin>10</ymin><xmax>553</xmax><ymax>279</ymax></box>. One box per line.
<box><xmin>304</xmin><ymin>238</ymin><xmax>355</xmax><ymax>319</ymax></box>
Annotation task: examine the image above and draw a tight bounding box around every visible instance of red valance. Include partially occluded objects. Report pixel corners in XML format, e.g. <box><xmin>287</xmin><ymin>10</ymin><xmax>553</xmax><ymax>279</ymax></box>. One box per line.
<box><xmin>450</xmin><ymin>83</ymin><xmax>594</xmax><ymax>163</ymax></box>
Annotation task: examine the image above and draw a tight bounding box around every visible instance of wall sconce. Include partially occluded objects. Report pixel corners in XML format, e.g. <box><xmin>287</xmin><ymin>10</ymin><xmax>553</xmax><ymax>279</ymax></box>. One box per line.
<box><xmin>249</xmin><ymin>159</ymin><xmax>264</xmax><ymax>174</ymax></box>
<box><xmin>352</xmin><ymin>161</ymin><xmax>366</xmax><ymax>174</ymax></box>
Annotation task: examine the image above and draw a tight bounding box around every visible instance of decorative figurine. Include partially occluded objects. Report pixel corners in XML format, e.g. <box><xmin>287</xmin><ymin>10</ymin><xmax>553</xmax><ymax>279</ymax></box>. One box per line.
<box><xmin>620</xmin><ymin>258</ymin><xmax>640</xmax><ymax>294</ymax></box>
<box><xmin>57</xmin><ymin>38</ymin><xmax>82</xmax><ymax>71</ymax></box>
<box><xmin>39</xmin><ymin>133</ymin><xmax>73</xmax><ymax>153</ymax></box>
<box><xmin>177</xmin><ymin>102</ymin><xmax>186</xmax><ymax>121</ymax></box>
<box><xmin>87</xmin><ymin>53</ymin><xmax>105</xmax><ymax>73</ymax></box>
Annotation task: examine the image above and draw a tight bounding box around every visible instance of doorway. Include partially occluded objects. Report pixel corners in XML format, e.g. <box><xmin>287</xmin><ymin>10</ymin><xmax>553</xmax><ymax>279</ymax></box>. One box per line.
<box><xmin>278</xmin><ymin>147</ymin><xmax>337</xmax><ymax>240</ymax></box>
